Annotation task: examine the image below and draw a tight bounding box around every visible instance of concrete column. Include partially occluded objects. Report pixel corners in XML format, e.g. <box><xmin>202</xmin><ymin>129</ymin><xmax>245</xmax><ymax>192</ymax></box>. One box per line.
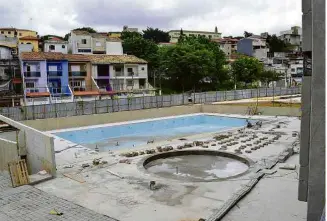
<box><xmin>299</xmin><ymin>0</ymin><xmax>312</xmax><ymax>202</ymax></box>
<box><xmin>307</xmin><ymin>0</ymin><xmax>325</xmax><ymax>220</ymax></box>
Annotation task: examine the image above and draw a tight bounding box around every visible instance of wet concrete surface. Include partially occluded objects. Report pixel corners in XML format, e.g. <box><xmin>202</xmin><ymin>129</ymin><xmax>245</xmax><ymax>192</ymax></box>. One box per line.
<box><xmin>145</xmin><ymin>155</ymin><xmax>249</xmax><ymax>182</ymax></box>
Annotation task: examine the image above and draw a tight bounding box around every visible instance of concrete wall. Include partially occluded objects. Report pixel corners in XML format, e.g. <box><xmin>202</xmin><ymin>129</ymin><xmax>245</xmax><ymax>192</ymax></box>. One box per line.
<box><xmin>202</xmin><ymin>104</ymin><xmax>301</xmax><ymax>117</ymax></box>
<box><xmin>106</xmin><ymin>41</ymin><xmax>123</xmax><ymax>55</ymax></box>
<box><xmin>0</xmin><ymin>115</ymin><xmax>56</xmax><ymax>176</ymax></box>
<box><xmin>0</xmin><ymin>46</ymin><xmax>12</xmax><ymax>59</ymax></box>
<box><xmin>44</xmin><ymin>42</ymin><xmax>68</xmax><ymax>53</ymax></box>
<box><xmin>0</xmin><ymin>138</ymin><xmax>18</xmax><ymax>171</ymax></box>
<box><xmin>22</xmin><ymin>105</ymin><xmax>201</xmax><ymax>131</ymax></box>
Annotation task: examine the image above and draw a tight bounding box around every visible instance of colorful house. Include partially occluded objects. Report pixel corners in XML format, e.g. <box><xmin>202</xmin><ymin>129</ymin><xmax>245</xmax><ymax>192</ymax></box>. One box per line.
<box><xmin>65</xmin><ymin>54</ymin><xmax>99</xmax><ymax>99</ymax></box>
<box><xmin>19</xmin><ymin>52</ymin><xmax>153</xmax><ymax>105</ymax></box>
<box><xmin>20</xmin><ymin>52</ymin><xmax>73</xmax><ymax>105</ymax></box>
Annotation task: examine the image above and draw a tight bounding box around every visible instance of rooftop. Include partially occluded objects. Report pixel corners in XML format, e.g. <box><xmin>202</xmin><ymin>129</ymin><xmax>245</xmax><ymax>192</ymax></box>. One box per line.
<box><xmin>20</xmin><ymin>52</ymin><xmax>65</xmax><ymax>60</ymax></box>
<box><xmin>86</xmin><ymin>54</ymin><xmax>147</xmax><ymax>64</ymax></box>
<box><xmin>19</xmin><ymin>36</ymin><xmax>39</xmax><ymax>40</ymax></box>
<box><xmin>20</xmin><ymin>52</ymin><xmax>147</xmax><ymax>63</ymax></box>
<box><xmin>169</xmin><ymin>30</ymin><xmax>222</xmax><ymax>34</ymax></box>
<box><xmin>0</xmin><ymin>28</ymin><xmax>37</xmax><ymax>32</ymax></box>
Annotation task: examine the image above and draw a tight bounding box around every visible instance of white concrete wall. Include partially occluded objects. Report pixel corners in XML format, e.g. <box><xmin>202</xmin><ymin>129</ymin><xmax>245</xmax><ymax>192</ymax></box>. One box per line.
<box><xmin>137</xmin><ymin>64</ymin><xmax>148</xmax><ymax>78</ymax></box>
<box><xmin>0</xmin><ymin>138</ymin><xmax>18</xmax><ymax>171</ymax></box>
<box><xmin>253</xmin><ymin>48</ymin><xmax>268</xmax><ymax>61</ymax></box>
<box><xmin>21</xmin><ymin>105</ymin><xmax>201</xmax><ymax>131</ymax></box>
<box><xmin>70</xmin><ymin>32</ymin><xmax>93</xmax><ymax>54</ymax></box>
<box><xmin>106</xmin><ymin>41</ymin><xmax>123</xmax><ymax>55</ymax></box>
<box><xmin>0</xmin><ymin>46</ymin><xmax>12</xmax><ymax>59</ymax></box>
<box><xmin>44</xmin><ymin>42</ymin><xmax>68</xmax><ymax>54</ymax></box>
<box><xmin>0</xmin><ymin>115</ymin><xmax>56</xmax><ymax>176</ymax></box>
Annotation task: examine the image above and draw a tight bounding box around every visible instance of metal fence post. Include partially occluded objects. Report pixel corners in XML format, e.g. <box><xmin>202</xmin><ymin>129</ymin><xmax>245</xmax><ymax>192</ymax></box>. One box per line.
<box><xmin>170</xmin><ymin>94</ymin><xmax>172</xmax><ymax>106</ymax></box>
<box><xmin>94</xmin><ymin>97</ymin><xmax>97</xmax><ymax>114</ymax></box>
<box><xmin>143</xmin><ymin>94</ymin><xmax>145</xmax><ymax>109</ymax></box>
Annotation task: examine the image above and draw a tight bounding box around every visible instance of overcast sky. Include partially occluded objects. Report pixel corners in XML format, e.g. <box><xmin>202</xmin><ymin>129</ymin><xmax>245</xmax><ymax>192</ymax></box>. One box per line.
<box><xmin>1</xmin><ymin>0</ymin><xmax>301</xmax><ymax>37</ymax></box>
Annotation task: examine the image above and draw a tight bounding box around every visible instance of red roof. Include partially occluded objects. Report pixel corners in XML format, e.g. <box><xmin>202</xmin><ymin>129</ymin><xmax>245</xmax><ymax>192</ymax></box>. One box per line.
<box><xmin>48</xmin><ymin>37</ymin><xmax>64</xmax><ymax>42</ymax></box>
<box><xmin>19</xmin><ymin>36</ymin><xmax>39</xmax><ymax>40</ymax></box>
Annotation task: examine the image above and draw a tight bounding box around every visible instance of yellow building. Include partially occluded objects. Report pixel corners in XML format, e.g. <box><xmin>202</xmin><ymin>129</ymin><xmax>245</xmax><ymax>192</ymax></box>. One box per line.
<box><xmin>0</xmin><ymin>28</ymin><xmax>39</xmax><ymax>52</ymax></box>
<box><xmin>0</xmin><ymin>28</ymin><xmax>37</xmax><ymax>38</ymax></box>
<box><xmin>19</xmin><ymin>36</ymin><xmax>39</xmax><ymax>52</ymax></box>
<box><xmin>108</xmin><ymin>32</ymin><xmax>122</xmax><ymax>38</ymax></box>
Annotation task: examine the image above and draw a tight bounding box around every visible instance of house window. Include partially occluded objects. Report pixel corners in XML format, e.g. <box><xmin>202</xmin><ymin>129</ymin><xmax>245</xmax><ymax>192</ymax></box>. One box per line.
<box><xmin>81</xmin><ymin>39</ymin><xmax>87</xmax><ymax>44</ymax></box>
<box><xmin>141</xmin><ymin>67</ymin><xmax>145</xmax><ymax>71</ymax></box>
<box><xmin>115</xmin><ymin>67</ymin><xmax>122</xmax><ymax>72</ymax></box>
<box><xmin>8</xmin><ymin>31</ymin><xmax>11</xmax><ymax>34</ymax></box>
<box><xmin>208</xmin><ymin>35</ymin><xmax>212</xmax><ymax>38</ymax></box>
<box><xmin>26</xmin><ymin>42</ymin><xmax>31</xmax><ymax>44</ymax></box>
<box><xmin>19</xmin><ymin>33</ymin><xmax>22</xmax><ymax>36</ymax></box>
<box><xmin>62</xmin><ymin>45</ymin><xmax>65</xmax><ymax>48</ymax></box>
<box><xmin>49</xmin><ymin>45</ymin><xmax>55</xmax><ymax>50</ymax></box>
<box><xmin>291</xmin><ymin>68</ymin><xmax>295</xmax><ymax>72</ymax></box>
<box><xmin>78</xmin><ymin>49</ymin><xmax>91</xmax><ymax>53</ymax></box>
<box><xmin>25</xmin><ymin>82</ymin><xmax>35</xmax><ymax>88</ymax></box>
<box><xmin>70</xmin><ymin>81</ymin><xmax>82</xmax><ymax>87</ymax></box>
<box><xmin>0</xmin><ymin>31</ymin><xmax>3</xmax><ymax>34</ymax></box>
<box><xmin>127</xmin><ymin>68</ymin><xmax>133</xmax><ymax>73</ymax></box>
<box><xmin>95</xmin><ymin>41</ymin><xmax>101</xmax><ymax>46</ymax></box>
<box><xmin>127</xmin><ymin>80</ymin><xmax>134</xmax><ymax>86</ymax></box>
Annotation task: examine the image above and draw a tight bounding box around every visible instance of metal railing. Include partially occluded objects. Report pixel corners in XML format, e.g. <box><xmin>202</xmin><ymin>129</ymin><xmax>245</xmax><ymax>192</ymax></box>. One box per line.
<box><xmin>0</xmin><ymin>86</ymin><xmax>302</xmax><ymax>121</ymax></box>
<box><xmin>69</xmin><ymin>71</ymin><xmax>87</xmax><ymax>77</ymax></box>
<box><xmin>24</xmin><ymin>72</ymin><xmax>41</xmax><ymax>77</ymax></box>
<box><xmin>47</xmin><ymin>71</ymin><xmax>63</xmax><ymax>77</ymax></box>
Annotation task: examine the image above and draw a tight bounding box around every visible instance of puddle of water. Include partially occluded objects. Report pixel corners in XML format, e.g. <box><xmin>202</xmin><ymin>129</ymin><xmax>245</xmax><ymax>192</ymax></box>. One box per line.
<box><xmin>145</xmin><ymin>155</ymin><xmax>249</xmax><ymax>181</ymax></box>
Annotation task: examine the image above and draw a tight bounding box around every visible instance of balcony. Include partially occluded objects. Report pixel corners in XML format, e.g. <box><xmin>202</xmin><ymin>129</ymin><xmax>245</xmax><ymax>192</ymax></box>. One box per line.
<box><xmin>24</xmin><ymin>72</ymin><xmax>41</xmax><ymax>77</ymax></box>
<box><xmin>47</xmin><ymin>71</ymin><xmax>62</xmax><ymax>77</ymax></box>
<box><xmin>127</xmin><ymin>72</ymin><xmax>138</xmax><ymax>77</ymax></box>
<box><xmin>69</xmin><ymin>71</ymin><xmax>87</xmax><ymax>77</ymax></box>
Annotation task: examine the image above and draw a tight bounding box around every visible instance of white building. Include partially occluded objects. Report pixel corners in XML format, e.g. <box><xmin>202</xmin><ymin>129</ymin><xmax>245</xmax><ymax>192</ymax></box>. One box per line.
<box><xmin>68</xmin><ymin>30</ymin><xmax>123</xmax><ymax>55</ymax></box>
<box><xmin>44</xmin><ymin>37</ymin><xmax>68</xmax><ymax>53</ymax></box>
<box><xmin>168</xmin><ymin>27</ymin><xmax>222</xmax><ymax>43</ymax></box>
<box><xmin>279</xmin><ymin>26</ymin><xmax>302</xmax><ymax>51</ymax></box>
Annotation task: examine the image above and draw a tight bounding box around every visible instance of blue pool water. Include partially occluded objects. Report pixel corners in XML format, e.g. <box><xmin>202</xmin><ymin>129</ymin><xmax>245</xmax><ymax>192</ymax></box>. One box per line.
<box><xmin>54</xmin><ymin>115</ymin><xmax>250</xmax><ymax>151</ymax></box>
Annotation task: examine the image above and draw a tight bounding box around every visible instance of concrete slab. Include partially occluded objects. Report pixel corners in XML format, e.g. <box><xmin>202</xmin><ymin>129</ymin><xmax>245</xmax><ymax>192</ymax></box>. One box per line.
<box><xmin>34</xmin><ymin>115</ymin><xmax>303</xmax><ymax>221</ymax></box>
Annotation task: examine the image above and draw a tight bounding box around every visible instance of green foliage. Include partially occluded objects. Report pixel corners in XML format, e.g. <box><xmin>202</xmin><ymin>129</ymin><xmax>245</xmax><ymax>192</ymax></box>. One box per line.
<box><xmin>120</xmin><ymin>31</ymin><xmax>142</xmax><ymax>40</ymax></box>
<box><xmin>266</xmin><ymin>34</ymin><xmax>293</xmax><ymax>53</ymax></box>
<box><xmin>244</xmin><ymin>31</ymin><xmax>253</xmax><ymax>38</ymax></box>
<box><xmin>142</xmin><ymin>27</ymin><xmax>170</xmax><ymax>43</ymax></box>
<box><xmin>158</xmin><ymin>35</ymin><xmax>228</xmax><ymax>92</ymax></box>
<box><xmin>231</xmin><ymin>56</ymin><xmax>263</xmax><ymax>84</ymax></box>
<box><xmin>259</xmin><ymin>70</ymin><xmax>284</xmax><ymax>85</ymax></box>
<box><xmin>122</xmin><ymin>34</ymin><xmax>159</xmax><ymax>71</ymax></box>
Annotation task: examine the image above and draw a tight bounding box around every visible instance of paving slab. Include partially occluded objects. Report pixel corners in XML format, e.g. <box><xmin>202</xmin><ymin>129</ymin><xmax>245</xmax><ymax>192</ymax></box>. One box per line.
<box><xmin>0</xmin><ymin>185</ymin><xmax>118</xmax><ymax>221</ymax></box>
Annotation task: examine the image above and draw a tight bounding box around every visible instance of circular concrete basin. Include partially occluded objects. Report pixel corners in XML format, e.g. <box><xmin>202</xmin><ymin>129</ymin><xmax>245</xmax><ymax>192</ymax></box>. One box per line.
<box><xmin>142</xmin><ymin>150</ymin><xmax>253</xmax><ymax>182</ymax></box>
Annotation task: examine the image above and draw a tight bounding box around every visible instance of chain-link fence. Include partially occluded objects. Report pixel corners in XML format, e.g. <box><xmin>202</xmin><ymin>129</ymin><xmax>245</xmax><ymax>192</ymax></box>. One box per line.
<box><xmin>0</xmin><ymin>86</ymin><xmax>301</xmax><ymax>121</ymax></box>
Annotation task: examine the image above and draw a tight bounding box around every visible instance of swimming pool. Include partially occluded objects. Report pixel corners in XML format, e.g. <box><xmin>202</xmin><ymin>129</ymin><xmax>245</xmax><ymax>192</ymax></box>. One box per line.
<box><xmin>53</xmin><ymin>114</ymin><xmax>250</xmax><ymax>151</ymax></box>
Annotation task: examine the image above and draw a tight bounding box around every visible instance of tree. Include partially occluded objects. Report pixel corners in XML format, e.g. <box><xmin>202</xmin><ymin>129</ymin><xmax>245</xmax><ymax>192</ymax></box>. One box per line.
<box><xmin>142</xmin><ymin>27</ymin><xmax>170</xmax><ymax>43</ymax></box>
<box><xmin>159</xmin><ymin>43</ymin><xmax>216</xmax><ymax>91</ymax></box>
<box><xmin>266</xmin><ymin>34</ymin><xmax>294</xmax><ymax>53</ymax></box>
<box><xmin>120</xmin><ymin>31</ymin><xmax>142</xmax><ymax>40</ymax></box>
<box><xmin>122</xmin><ymin>34</ymin><xmax>159</xmax><ymax>71</ymax></box>
<box><xmin>259</xmin><ymin>70</ymin><xmax>284</xmax><ymax>86</ymax></box>
<box><xmin>158</xmin><ymin>35</ymin><xmax>228</xmax><ymax>91</ymax></box>
<box><xmin>231</xmin><ymin>56</ymin><xmax>263</xmax><ymax>85</ymax></box>
<box><xmin>244</xmin><ymin>31</ymin><xmax>253</xmax><ymax>38</ymax></box>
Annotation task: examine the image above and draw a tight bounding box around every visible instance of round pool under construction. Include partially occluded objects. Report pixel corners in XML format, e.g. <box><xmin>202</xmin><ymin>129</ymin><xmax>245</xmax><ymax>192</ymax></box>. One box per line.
<box><xmin>142</xmin><ymin>150</ymin><xmax>252</xmax><ymax>182</ymax></box>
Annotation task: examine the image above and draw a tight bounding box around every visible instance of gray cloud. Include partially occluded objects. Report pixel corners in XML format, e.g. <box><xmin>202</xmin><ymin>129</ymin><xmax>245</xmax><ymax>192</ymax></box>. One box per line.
<box><xmin>0</xmin><ymin>0</ymin><xmax>301</xmax><ymax>36</ymax></box>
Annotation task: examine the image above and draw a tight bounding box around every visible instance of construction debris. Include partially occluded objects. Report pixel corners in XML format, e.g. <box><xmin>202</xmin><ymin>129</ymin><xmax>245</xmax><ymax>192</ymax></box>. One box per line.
<box><xmin>279</xmin><ymin>164</ymin><xmax>296</xmax><ymax>170</ymax></box>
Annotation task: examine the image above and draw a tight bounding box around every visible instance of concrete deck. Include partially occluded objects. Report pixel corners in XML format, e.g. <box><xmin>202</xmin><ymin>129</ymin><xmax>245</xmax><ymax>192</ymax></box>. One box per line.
<box><xmin>34</xmin><ymin>114</ymin><xmax>306</xmax><ymax>221</ymax></box>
